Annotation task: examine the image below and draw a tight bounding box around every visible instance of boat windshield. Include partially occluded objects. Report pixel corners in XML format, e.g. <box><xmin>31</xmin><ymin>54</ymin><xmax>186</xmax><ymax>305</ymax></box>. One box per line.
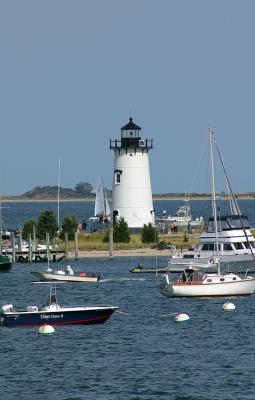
<box><xmin>207</xmin><ymin>215</ymin><xmax>249</xmax><ymax>232</ymax></box>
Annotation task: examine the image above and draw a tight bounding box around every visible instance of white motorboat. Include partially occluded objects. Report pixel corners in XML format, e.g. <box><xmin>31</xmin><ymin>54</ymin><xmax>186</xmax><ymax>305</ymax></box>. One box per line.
<box><xmin>32</xmin><ymin>265</ymin><xmax>100</xmax><ymax>283</ymax></box>
<box><xmin>159</xmin><ymin>129</ymin><xmax>255</xmax><ymax>297</ymax></box>
<box><xmin>0</xmin><ymin>283</ymin><xmax>117</xmax><ymax>327</ymax></box>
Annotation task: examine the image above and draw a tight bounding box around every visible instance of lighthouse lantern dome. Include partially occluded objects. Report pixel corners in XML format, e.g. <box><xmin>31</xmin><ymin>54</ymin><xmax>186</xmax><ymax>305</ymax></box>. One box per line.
<box><xmin>121</xmin><ymin>118</ymin><xmax>141</xmax><ymax>139</ymax></box>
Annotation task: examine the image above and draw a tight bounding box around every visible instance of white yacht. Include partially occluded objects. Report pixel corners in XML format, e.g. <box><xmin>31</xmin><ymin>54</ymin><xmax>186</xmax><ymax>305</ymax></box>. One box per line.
<box><xmin>169</xmin><ymin>213</ymin><xmax>255</xmax><ymax>271</ymax></box>
<box><xmin>168</xmin><ymin>133</ymin><xmax>255</xmax><ymax>272</ymax></box>
<box><xmin>156</xmin><ymin>204</ymin><xmax>203</xmax><ymax>228</ymax></box>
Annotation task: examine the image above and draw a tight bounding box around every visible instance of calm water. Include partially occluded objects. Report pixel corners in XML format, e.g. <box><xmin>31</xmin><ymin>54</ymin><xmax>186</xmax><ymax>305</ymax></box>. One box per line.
<box><xmin>1</xmin><ymin>258</ymin><xmax>255</xmax><ymax>400</ymax></box>
<box><xmin>2</xmin><ymin>198</ymin><xmax>255</xmax><ymax>229</ymax></box>
<box><xmin>1</xmin><ymin>200</ymin><xmax>255</xmax><ymax>399</ymax></box>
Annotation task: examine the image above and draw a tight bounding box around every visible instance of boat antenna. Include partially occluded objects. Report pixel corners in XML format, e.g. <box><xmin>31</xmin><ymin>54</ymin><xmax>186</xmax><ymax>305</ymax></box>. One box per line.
<box><xmin>215</xmin><ymin>141</ymin><xmax>255</xmax><ymax>264</ymax></box>
<box><xmin>209</xmin><ymin>129</ymin><xmax>220</xmax><ymax>275</ymax></box>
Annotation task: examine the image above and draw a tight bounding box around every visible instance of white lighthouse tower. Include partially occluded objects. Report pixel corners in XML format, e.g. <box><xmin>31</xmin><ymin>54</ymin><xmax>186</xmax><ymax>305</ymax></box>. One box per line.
<box><xmin>110</xmin><ymin>118</ymin><xmax>154</xmax><ymax>229</ymax></box>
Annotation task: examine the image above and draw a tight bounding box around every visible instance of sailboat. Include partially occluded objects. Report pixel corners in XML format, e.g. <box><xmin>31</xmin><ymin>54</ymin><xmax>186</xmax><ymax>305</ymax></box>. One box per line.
<box><xmin>159</xmin><ymin>129</ymin><xmax>255</xmax><ymax>298</ymax></box>
<box><xmin>89</xmin><ymin>177</ymin><xmax>111</xmax><ymax>223</ymax></box>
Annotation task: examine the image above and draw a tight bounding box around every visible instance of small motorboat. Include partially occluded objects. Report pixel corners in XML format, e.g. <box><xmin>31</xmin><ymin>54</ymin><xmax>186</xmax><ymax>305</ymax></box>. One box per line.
<box><xmin>130</xmin><ymin>264</ymin><xmax>169</xmax><ymax>273</ymax></box>
<box><xmin>0</xmin><ymin>283</ymin><xmax>118</xmax><ymax>327</ymax></box>
<box><xmin>31</xmin><ymin>265</ymin><xmax>100</xmax><ymax>283</ymax></box>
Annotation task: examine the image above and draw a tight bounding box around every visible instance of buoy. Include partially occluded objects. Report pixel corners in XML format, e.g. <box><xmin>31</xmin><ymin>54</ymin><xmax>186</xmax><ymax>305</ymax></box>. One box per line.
<box><xmin>175</xmin><ymin>313</ymin><xmax>190</xmax><ymax>323</ymax></box>
<box><xmin>39</xmin><ymin>324</ymin><xmax>55</xmax><ymax>335</ymax></box>
<box><xmin>222</xmin><ymin>302</ymin><xmax>236</xmax><ymax>311</ymax></box>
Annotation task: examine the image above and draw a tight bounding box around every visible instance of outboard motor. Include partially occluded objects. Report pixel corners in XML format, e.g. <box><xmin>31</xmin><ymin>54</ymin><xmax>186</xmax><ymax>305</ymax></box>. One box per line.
<box><xmin>1</xmin><ymin>304</ymin><xmax>15</xmax><ymax>314</ymax></box>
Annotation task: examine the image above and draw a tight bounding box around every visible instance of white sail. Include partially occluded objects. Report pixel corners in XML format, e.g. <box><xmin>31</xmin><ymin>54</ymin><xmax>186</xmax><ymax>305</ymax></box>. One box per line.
<box><xmin>94</xmin><ymin>177</ymin><xmax>110</xmax><ymax>217</ymax></box>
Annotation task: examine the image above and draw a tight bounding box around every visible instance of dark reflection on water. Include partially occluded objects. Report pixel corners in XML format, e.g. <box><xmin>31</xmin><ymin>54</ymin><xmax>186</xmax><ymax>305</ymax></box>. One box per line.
<box><xmin>1</xmin><ymin>257</ymin><xmax>255</xmax><ymax>399</ymax></box>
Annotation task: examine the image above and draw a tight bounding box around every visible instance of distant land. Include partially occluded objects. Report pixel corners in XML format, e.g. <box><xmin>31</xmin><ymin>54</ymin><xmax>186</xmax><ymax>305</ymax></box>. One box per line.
<box><xmin>0</xmin><ymin>184</ymin><xmax>255</xmax><ymax>201</ymax></box>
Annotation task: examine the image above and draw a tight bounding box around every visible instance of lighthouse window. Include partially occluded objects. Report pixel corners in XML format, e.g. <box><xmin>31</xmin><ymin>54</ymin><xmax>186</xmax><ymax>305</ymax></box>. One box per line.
<box><xmin>116</xmin><ymin>173</ymin><xmax>121</xmax><ymax>184</ymax></box>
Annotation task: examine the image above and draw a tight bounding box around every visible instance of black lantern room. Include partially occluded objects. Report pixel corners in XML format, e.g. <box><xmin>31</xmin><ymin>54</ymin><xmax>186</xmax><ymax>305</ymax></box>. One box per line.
<box><xmin>110</xmin><ymin>118</ymin><xmax>153</xmax><ymax>153</ymax></box>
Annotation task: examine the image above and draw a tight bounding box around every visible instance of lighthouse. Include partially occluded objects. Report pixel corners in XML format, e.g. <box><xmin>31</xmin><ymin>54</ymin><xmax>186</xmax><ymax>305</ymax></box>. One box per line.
<box><xmin>110</xmin><ymin>118</ymin><xmax>154</xmax><ymax>229</ymax></box>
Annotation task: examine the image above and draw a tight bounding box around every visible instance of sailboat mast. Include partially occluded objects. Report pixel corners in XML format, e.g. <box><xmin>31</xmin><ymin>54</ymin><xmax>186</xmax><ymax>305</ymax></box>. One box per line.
<box><xmin>57</xmin><ymin>158</ymin><xmax>61</xmax><ymax>228</ymax></box>
<box><xmin>215</xmin><ymin>143</ymin><xmax>255</xmax><ymax>264</ymax></box>
<box><xmin>209</xmin><ymin>129</ymin><xmax>220</xmax><ymax>275</ymax></box>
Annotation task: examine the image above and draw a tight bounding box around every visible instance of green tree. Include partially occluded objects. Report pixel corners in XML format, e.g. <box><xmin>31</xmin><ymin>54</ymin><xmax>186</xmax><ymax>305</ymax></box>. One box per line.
<box><xmin>37</xmin><ymin>210</ymin><xmax>58</xmax><ymax>240</ymax></box>
<box><xmin>141</xmin><ymin>223</ymin><xmax>158</xmax><ymax>243</ymax></box>
<box><xmin>74</xmin><ymin>181</ymin><xmax>93</xmax><ymax>194</ymax></box>
<box><xmin>61</xmin><ymin>214</ymin><xmax>78</xmax><ymax>241</ymax></box>
<box><xmin>22</xmin><ymin>219</ymin><xmax>37</xmax><ymax>241</ymax></box>
<box><xmin>113</xmin><ymin>217</ymin><xmax>130</xmax><ymax>243</ymax></box>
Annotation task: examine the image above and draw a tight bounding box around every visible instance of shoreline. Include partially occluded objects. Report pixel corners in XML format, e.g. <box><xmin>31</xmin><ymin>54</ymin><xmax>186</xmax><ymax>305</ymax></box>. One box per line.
<box><xmin>68</xmin><ymin>248</ymin><xmax>171</xmax><ymax>259</ymax></box>
<box><xmin>0</xmin><ymin>196</ymin><xmax>255</xmax><ymax>203</ymax></box>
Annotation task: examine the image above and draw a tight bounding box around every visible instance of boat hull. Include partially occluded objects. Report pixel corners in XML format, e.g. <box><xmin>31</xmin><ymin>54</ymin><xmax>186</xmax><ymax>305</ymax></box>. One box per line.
<box><xmin>0</xmin><ymin>255</ymin><xmax>12</xmax><ymax>271</ymax></box>
<box><xmin>160</xmin><ymin>279</ymin><xmax>255</xmax><ymax>298</ymax></box>
<box><xmin>0</xmin><ymin>307</ymin><xmax>117</xmax><ymax>327</ymax></box>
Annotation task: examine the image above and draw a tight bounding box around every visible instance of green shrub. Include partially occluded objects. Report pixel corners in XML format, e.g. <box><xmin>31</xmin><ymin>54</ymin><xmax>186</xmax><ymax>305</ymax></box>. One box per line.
<box><xmin>22</xmin><ymin>219</ymin><xmax>37</xmax><ymax>241</ymax></box>
<box><xmin>61</xmin><ymin>214</ymin><xmax>78</xmax><ymax>241</ymax></box>
<box><xmin>113</xmin><ymin>218</ymin><xmax>130</xmax><ymax>243</ymax></box>
<box><xmin>141</xmin><ymin>223</ymin><xmax>158</xmax><ymax>243</ymax></box>
<box><xmin>37</xmin><ymin>210</ymin><xmax>58</xmax><ymax>240</ymax></box>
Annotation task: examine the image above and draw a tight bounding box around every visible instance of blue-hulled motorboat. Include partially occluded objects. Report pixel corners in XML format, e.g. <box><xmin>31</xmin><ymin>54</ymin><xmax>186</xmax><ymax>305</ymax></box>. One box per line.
<box><xmin>0</xmin><ymin>284</ymin><xmax>118</xmax><ymax>327</ymax></box>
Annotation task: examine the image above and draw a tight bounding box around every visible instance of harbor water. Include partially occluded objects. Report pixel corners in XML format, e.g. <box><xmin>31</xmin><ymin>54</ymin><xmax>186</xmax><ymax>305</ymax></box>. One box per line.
<box><xmin>1</xmin><ymin>200</ymin><xmax>255</xmax><ymax>399</ymax></box>
<box><xmin>1</xmin><ymin>257</ymin><xmax>255</xmax><ymax>399</ymax></box>
<box><xmin>2</xmin><ymin>198</ymin><xmax>255</xmax><ymax>230</ymax></box>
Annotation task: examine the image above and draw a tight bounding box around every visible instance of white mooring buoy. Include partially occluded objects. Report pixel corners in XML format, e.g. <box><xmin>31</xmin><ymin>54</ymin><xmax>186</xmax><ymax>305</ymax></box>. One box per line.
<box><xmin>175</xmin><ymin>313</ymin><xmax>190</xmax><ymax>323</ymax></box>
<box><xmin>39</xmin><ymin>324</ymin><xmax>55</xmax><ymax>335</ymax></box>
<box><xmin>222</xmin><ymin>302</ymin><xmax>236</xmax><ymax>311</ymax></box>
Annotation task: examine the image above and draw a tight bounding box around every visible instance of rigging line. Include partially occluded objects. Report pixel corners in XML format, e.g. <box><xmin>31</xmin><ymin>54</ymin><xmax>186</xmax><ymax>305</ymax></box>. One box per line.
<box><xmin>115</xmin><ymin>310</ymin><xmax>180</xmax><ymax>318</ymax></box>
<box><xmin>215</xmin><ymin>141</ymin><xmax>255</xmax><ymax>264</ymax></box>
<box><xmin>187</xmin><ymin>132</ymin><xmax>207</xmax><ymax>202</ymax></box>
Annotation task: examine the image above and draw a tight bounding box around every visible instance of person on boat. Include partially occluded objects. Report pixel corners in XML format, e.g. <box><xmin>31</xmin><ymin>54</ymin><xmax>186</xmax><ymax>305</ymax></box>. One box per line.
<box><xmin>65</xmin><ymin>265</ymin><xmax>74</xmax><ymax>275</ymax></box>
<box><xmin>82</xmin><ymin>220</ymin><xmax>87</xmax><ymax>232</ymax></box>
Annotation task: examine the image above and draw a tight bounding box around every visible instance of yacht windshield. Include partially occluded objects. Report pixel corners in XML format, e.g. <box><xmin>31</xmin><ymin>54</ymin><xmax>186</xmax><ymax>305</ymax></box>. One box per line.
<box><xmin>207</xmin><ymin>215</ymin><xmax>249</xmax><ymax>232</ymax></box>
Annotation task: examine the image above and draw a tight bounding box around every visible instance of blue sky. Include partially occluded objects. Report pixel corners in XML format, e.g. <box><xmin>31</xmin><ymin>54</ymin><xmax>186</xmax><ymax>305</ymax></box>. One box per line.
<box><xmin>0</xmin><ymin>0</ymin><xmax>255</xmax><ymax>195</ymax></box>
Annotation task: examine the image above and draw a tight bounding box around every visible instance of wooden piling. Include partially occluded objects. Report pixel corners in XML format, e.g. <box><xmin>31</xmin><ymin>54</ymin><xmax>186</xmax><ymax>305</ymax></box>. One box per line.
<box><xmin>74</xmin><ymin>231</ymin><xmax>79</xmax><ymax>260</ymax></box>
<box><xmin>64</xmin><ymin>232</ymin><xmax>68</xmax><ymax>259</ymax></box>
<box><xmin>11</xmin><ymin>232</ymin><xmax>16</xmax><ymax>262</ymax></box>
<box><xmin>46</xmin><ymin>232</ymin><xmax>50</xmax><ymax>263</ymax></box>
<box><xmin>28</xmin><ymin>234</ymin><xmax>32</xmax><ymax>262</ymax></box>
<box><xmin>33</xmin><ymin>225</ymin><xmax>37</xmax><ymax>252</ymax></box>
<box><xmin>19</xmin><ymin>226</ymin><xmax>23</xmax><ymax>254</ymax></box>
<box><xmin>109</xmin><ymin>224</ymin><xmax>113</xmax><ymax>259</ymax></box>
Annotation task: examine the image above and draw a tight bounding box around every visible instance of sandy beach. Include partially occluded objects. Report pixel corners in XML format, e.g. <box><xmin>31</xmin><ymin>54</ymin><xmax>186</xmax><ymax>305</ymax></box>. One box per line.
<box><xmin>69</xmin><ymin>248</ymin><xmax>171</xmax><ymax>258</ymax></box>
